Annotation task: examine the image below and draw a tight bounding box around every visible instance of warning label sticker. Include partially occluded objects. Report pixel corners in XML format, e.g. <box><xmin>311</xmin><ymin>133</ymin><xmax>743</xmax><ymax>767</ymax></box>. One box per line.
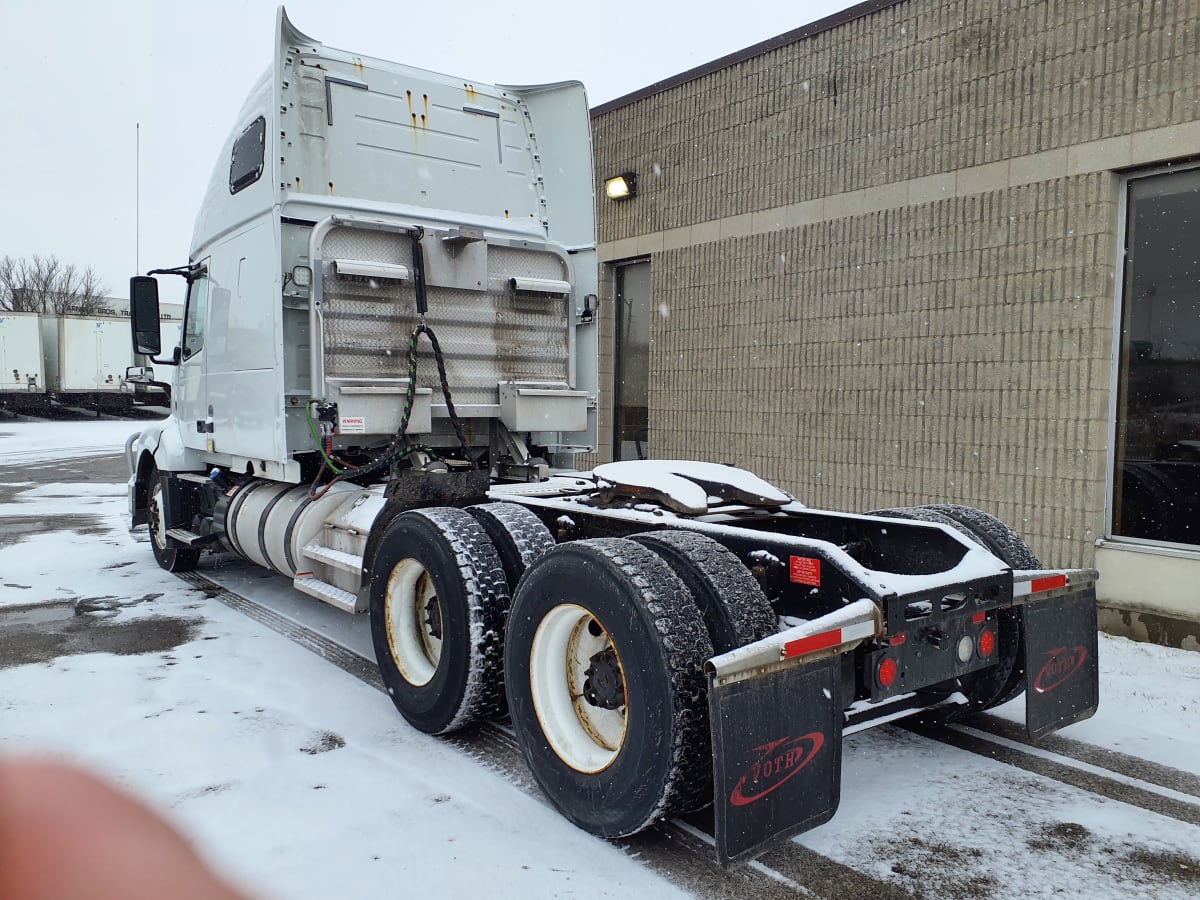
<box><xmin>338</xmin><ymin>416</ymin><xmax>366</xmax><ymax>435</ymax></box>
<box><xmin>789</xmin><ymin>556</ymin><xmax>821</xmax><ymax>587</ymax></box>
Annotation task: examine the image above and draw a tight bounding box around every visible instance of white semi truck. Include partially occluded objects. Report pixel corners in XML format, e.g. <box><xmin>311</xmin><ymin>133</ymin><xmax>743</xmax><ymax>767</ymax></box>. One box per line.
<box><xmin>126</xmin><ymin>9</ymin><xmax>1100</xmax><ymax>866</ymax></box>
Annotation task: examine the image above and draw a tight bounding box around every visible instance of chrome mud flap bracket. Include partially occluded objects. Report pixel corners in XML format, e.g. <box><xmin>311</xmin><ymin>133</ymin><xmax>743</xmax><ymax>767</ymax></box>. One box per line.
<box><xmin>706</xmin><ymin>599</ymin><xmax>880</xmax><ymax>867</ymax></box>
<box><xmin>1014</xmin><ymin>569</ymin><xmax>1100</xmax><ymax>741</ymax></box>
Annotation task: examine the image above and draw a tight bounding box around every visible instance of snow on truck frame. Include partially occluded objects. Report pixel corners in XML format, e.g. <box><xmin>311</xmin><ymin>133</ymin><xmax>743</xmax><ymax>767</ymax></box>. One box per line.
<box><xmin>125</xmin><ymin>8</ymin><xmax>1100</xmax><ymax>866</ymax></box>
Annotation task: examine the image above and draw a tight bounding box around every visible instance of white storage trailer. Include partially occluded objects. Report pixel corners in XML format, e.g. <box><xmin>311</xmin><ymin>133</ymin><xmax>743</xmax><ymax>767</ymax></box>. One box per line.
<box><xmin>125</xmin><ymin>7</ymin><xmax>1100</xmax><ymax>866</ymax></box>
<box><xmin>126</xmin><ymin>319</ymin><xmax>183</xmax><ymax>405</ymax></box>
<box><xmin>0</xmin><ymin>312</ymin><xmax>47</xmax><ymax>409</ymax></box>
<box><xmin>42</xmin><ymin>315</ymin><xmax>136</xmax><ymax>406</ymax></box>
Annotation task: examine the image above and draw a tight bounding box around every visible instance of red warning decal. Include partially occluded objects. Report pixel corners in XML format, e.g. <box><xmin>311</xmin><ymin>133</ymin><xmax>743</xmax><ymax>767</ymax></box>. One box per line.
<box><xmin>789</xmin><ymin>556</ymin><xmax>821</xmax><ymax>587</ymax></box>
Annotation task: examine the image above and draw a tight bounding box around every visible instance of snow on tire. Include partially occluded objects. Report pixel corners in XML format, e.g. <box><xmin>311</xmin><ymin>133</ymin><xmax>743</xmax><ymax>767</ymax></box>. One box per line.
<box><xmin>369</xmin><ymin>507</ymin><xmax>510</xmax><ymax>735</ymax></box>
<box><xmin>466</xmin><ymin>502</ymin><xmax>555</xmax><ymax>593</ymax></box>
<box><xmin>866</xmin><ymin>505</ymin><xmax>975</xmax><ymax>538</ymax></box>
<box><xmin>916</xmin><ymin>504</ymin><xmax>1041</xmax><ymax>568</ymax></box>
<box><xmin>630</xmin><ymin>529</ymin><xmax>776</xmax><ymax>653</ymax></box>
<box><xmin>917</xmin><ymin>503</ymin><xmax>1040</xmax><ymax>712</ymax></box>
<box><xmin>505</xmin><ymin>538</ymin><xmax>715</xmax><ymax>837</ymax></box>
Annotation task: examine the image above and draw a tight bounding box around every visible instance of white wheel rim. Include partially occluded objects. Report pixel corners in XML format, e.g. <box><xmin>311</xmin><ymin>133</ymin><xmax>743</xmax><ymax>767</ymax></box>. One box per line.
<box><xmin>385</xmin><ymin>558</ymin><xmax>442</xmax><ymax>687</ymax></box>
<box><xmin>150</xmin><ymin>482</ymin><xmax>168</xmax><ymax>551</ymax></box>
<box><xmin>530</xmin><ymin>603</ymin><xmax>627</xmax><ymax>774</ymax></box>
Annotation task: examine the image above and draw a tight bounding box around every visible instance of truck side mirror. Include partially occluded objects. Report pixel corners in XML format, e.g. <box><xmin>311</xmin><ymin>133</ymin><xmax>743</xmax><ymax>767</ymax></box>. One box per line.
<box><xmin>130</xmin><ymin>276</ymin><xmax>162</xmax><ymax>356</ymax></box>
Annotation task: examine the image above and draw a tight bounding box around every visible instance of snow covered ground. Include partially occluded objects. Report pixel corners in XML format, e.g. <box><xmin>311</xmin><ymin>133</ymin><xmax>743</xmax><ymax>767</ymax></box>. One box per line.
<box><xmin>0</xmin><ymin>421</ymin><xmax>684</xmax><ymax>899</ymax></box>
<box><xmin>2</xmin><ymin>418</ymin><xmax>1200</xmax><ymax>898</ymax></box>
<box><xmin>0</xmin><ymin>419</ymin><xmax>143</xmax><ymax>466</ymax></box>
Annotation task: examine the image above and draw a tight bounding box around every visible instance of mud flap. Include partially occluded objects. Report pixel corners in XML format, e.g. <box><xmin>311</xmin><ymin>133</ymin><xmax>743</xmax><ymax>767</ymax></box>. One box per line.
<box><xmin>709</xmin><ymin>655</ymin><xmax>842</xmax><ymax>867</ymax></box>
<box><xmin>1023</xmin><ymin>585</ymin><xmax>1099</xmax><ymax>740</ymax></box>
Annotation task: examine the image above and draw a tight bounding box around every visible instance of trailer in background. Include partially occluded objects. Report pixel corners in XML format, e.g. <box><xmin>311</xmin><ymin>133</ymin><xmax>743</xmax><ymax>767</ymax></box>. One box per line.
<box><xmin>42</xmin><ymin>315</ymin><xmax>138</xmax><ymax>409</ymax></box>
<box><xmin>0</xmin><ymin>312</ymin><xmax>48</xmax><ymax>412</ymax></box>
<box><xmin>126</xmin><ymin>319</ymin><xmax>182</xmax><ymax>406</ymax></box>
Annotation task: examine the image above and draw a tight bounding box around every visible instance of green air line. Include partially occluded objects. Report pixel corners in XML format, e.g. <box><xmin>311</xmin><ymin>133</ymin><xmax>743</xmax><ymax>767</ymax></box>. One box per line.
<box><xmin>305</xmin><ymin>402</ymin><xmax>343</xmax><ymax>475</ymax></box>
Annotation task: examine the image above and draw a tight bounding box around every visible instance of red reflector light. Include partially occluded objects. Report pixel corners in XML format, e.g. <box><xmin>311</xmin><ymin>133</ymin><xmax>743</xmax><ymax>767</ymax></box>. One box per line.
<box><xmin>784</xmin><ymin>628</ymin><xmax>842</xmax><ymax>659</ymax></box>
<box><xmin>877</xmin><ymin>657</ymin><xmax>898</xmax><ymax>688</ymax></box>
<box><xmin>889</xmin><ymin>632</ymin><xmax>907</xmax><ymax>646</ymax></box>
<box><xmin>1030</xmin><ymin>574</ymin><xmax>1068</xmax><ymax>593</ymax></box>
<box><xmin>978</xmin><ymin>628</ymin><xmax>996</xmax><ymax>658</ymax></box>
<box><xmin>972</xmin><ymin>611</ymin><xmax>986</xmax><ymax>625</ymax></box>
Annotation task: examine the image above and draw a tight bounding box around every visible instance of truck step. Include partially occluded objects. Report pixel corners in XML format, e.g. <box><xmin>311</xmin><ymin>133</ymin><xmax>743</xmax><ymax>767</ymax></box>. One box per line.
<box><xmin>292</xmin><ymin>575</ymin><xmax>362</xmax><ymax>613</ymax></box>
<box><xmin>165</xmin><ymin>527</ymin><xmax>221</xmax><ymax>547</ymax></box>
<box><xmin>301</xmin><ymin>543</ymin><xmax>364</xmax><ymax>575</ymax></box>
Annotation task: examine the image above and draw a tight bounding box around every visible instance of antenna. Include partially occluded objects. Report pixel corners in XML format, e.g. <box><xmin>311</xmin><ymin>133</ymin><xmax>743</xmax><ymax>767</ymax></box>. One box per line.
<box><xmin>136</xmin><ymin>122</ymin><xmax>140</xmax><ymax>275</ymax></box>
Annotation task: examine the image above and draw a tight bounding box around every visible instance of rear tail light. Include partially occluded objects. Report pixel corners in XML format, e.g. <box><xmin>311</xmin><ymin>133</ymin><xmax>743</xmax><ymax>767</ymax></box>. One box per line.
<box><xmin>877</xmin><ymin>657</ymin><xmax>898</xmax><ymax>688</ymax></box>
<box><xmin>978</xmin><ymin>628</ymin><xmax>996</xmax><ymax>658</ymax></box>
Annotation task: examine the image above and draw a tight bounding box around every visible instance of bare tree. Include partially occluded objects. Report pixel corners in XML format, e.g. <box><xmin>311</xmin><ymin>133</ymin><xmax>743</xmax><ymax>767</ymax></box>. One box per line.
<box><xmin>0</xmin><ymin>254</ymin><xmax>109</xmax><ymax>315</ymax></box>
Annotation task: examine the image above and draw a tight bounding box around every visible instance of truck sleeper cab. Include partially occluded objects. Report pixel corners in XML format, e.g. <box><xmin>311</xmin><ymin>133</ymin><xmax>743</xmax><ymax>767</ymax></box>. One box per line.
<box><xmin>126</xmin><ymin>8</ymin><xmax>1099</xmax><ymax>867</ymax></box>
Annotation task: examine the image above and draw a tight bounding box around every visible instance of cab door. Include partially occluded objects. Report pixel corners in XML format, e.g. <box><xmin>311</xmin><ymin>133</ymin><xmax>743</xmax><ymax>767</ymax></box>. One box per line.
<box><xmin>176</xmin><ymin>266</ymin><xmax>211</xmax><ymax>452</ymax></box>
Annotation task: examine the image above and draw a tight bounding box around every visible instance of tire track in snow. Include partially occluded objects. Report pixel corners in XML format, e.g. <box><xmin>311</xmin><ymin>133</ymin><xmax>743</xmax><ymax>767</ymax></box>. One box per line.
<box><xmin>902</xmin><ymin>721</ymin><xmax>1200</xmax><ymax>827</ymax></box>
<box><xmin>179</xmin><ymin>571</ymin><xmax>911</xmax><ymax>899</ymax></box>
<box><xmin>967</xmin><ymin>711</ymin><xmax>1200</xmax><ymax>800</ymax></box>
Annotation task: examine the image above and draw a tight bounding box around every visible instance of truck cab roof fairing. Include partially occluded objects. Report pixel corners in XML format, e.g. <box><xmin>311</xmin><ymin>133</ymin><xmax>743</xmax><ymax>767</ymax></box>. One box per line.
<box><xmin>190</xmin><ymin>8</ymin><xmax>313</xmax><ymax>259</ymax></box>
<box><xmin>193</xmin><ymin>6</ymin><xmax>594</xmax><ymax>258</ymax></box>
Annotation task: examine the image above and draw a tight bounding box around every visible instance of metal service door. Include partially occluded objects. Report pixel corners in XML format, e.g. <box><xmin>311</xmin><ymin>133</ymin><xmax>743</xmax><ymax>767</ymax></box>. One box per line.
<box><xmin>613</xmin><ymin>260</ymin><xmax>650</xmax><ymax>461</ymax></box>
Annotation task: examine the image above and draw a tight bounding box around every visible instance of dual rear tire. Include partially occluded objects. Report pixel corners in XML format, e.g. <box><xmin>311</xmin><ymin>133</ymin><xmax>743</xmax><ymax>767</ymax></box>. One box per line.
<box><xmin>369</xmin><ymin>511</ymin><xmax>776</xmax><ymax>836</ymax></box>
<box><xmin>369</xmin><ymin>507</ymin><xmax>511</xmax><ymax>735</ymax></box>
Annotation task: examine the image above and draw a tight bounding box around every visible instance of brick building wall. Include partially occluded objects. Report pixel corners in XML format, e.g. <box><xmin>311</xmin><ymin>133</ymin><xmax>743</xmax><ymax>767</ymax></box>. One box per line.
<box><xmin>591</xmin><ymin>0</ymin><xmax>1200</xmax><ymax>583</ymax></box>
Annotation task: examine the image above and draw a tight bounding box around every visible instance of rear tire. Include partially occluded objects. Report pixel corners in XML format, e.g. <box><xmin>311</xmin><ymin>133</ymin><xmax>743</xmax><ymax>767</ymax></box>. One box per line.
<box><xmin>631</xmin><ymin>530</ymin><xmax>777</xmax><ymax>653</ymax></box>
<box><xmin>466</xmin><ymin>502</ymin><xmax>555</xmax><ymax>592</ymax></box>
<box><xmin>917</xmin><ymin>504</ymin><xmax>1039</xmax><ymax>712</ymax></box>
<box><xmin>147</xmin><ymin>469</ymin><xmax>199</xmax><ymax>573</ymax></box>
<box><xmin>505</xmin><ymin>538</ymin><xmax>714</xmax><ymax>837</ymax></box>
<box><xmin>370</xmin><ymin>507</ymin><xmax>510</xmax><ymax>734</ymax></box>
<box><xmin>869</xmin><ymin>504</ymin><xmax>1036</xmax><ymax>713</ymax></box>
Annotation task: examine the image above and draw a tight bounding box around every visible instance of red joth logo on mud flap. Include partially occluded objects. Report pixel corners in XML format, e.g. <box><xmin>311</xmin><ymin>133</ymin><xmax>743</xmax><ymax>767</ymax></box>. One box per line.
<box><xmin>1033</xmin><ymin>646</ymin><xmax>1088</xmax><ymax>694</ymax></box>
<box><xmin>729</xmin><ymin>732</ymin><xmax>825</xmax><ymax>807</ymax></box>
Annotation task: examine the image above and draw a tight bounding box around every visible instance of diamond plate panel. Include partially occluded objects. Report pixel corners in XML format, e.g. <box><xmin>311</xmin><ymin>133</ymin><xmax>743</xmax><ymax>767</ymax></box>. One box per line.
<box><xmin>320</xmin><ymin>228</ymin><xmax>571</xmax><ymax>408</ymax></box>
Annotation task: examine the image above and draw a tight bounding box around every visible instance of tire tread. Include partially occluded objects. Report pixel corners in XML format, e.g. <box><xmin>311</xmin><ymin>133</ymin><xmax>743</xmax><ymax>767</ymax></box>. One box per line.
<box><xmin>374</xmin><ymin>507</ymin><xmax>510</xmax><ymax>733</ymax></box>
<box><xmin>631</xmin><ymin>530</ymin><xmax>776</xmax><ymax>653</ymax></box>
<box><xmin>466</xmin><ymin>502</ymin><xmax>555</xmax><ymax>592</ymax></box>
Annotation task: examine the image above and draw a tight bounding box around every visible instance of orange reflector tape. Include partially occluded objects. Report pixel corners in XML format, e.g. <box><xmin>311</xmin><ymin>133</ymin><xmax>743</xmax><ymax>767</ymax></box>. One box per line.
<box><xmin>784</xmin><ymin>628</ymin><xmax>842</xmax><ymax>658</ymax></box>
<box><xmin>1031</xmin><ymin>574</ymin><xmax>1068</xmax><ymax>593</ymax></box>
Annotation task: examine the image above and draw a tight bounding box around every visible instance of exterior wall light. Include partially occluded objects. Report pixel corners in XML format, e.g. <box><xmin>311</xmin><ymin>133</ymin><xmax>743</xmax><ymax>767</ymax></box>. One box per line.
<box><xmin>604</xmin><ymin>172</ymin><xmax>638</xmax><ymax>200</ymax></box>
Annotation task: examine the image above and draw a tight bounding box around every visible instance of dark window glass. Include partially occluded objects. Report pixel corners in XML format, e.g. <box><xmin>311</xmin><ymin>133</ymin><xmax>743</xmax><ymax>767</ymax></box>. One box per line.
<box><xmin>1113</xmin><ymin>168</ymin><xmax>1200</xmax><ymax>544</ymax></box>
<box><xmin>229</xmin><ymin>116</ymin><xmax>266</xmax><ymax>195</ymax></box>
<box><xmin>613</xmin><ymin>261</ymin><xmax>651</xmax><ymax>461</ymax></box>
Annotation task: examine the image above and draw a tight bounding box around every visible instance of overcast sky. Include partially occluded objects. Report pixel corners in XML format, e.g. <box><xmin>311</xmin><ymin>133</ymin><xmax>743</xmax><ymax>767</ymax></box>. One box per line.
<box><xmin>0</xmin><ymin>1</ymin><xmax>852</xmax><ymax>302</ymax></box>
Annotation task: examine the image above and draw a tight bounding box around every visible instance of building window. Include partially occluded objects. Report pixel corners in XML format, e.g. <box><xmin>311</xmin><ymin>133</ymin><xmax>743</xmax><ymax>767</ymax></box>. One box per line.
<box><xmin>229</xmin><ymin>116</ymin><xmax>266</xmax><ymax>195</ymax></box>
<box><xmin>1112</xmin><ymin>167</ymin><xmax>1200</xmax><ymax>546</ymax></box>
<box><xmin>613</xmin><ymin>260</ymin><xmax>651</xmax><ymax>461</ymax></box>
